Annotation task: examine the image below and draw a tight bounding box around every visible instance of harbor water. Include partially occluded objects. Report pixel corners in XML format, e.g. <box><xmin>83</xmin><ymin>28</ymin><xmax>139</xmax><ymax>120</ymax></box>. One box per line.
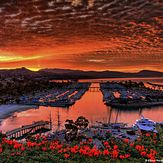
<box><xmin>0</xmin><ymin>78</ymin><xmax>163</xmax><ymax>133</ymax></box>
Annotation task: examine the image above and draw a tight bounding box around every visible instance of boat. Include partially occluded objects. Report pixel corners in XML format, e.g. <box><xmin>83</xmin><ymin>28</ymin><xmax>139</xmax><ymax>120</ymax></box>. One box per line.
<box><xmin>134</xmin><ymin>116</ymin><xmax>157</xmax><ymax>132</ymax></box>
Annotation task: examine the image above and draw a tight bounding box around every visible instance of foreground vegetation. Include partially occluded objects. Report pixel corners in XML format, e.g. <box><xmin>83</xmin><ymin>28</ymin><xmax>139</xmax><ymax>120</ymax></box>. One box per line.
<box><xmin>0</xmin><ymin>127</ymin><xmax>163</xmax><ymax>163</ymax></box>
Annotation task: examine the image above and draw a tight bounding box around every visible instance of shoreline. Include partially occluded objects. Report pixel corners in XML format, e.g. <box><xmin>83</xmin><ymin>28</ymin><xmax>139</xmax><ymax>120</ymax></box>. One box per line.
<box><xmin>0</xmin><ymin>104</ymin><xmax>37</xmax><ymax>122</ymax></box>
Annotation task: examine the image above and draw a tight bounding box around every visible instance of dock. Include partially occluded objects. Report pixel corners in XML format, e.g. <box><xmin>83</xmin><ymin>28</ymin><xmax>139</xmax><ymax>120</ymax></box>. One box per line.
<box><xmin>147</xmin><ymin>82</ymin><xmax>163</xmax><ymax>90</ymax></box>
<box><xmin>6</xmin><ymin>120</ymin><xmax>52</xmax><ymax>139</ymax></box>
<box><xmin>23</xmin><ymin>82</ymin><xmax>91</xmax><ymax>107</ymax></box>
<box><xmin>100</xmin><ymin>81</ymin><xmax>163</xmax><ymax>108</ymax></box>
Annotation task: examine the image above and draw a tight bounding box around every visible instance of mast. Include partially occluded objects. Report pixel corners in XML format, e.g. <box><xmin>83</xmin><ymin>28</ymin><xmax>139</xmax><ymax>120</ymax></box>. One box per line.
<box><xmin>115</xmin><ymin>109</ymin><xmax>119</xmax><ymax>123</ymax></box>
<box><xmin>57</xmin><ymin>108</ymin><xmax>61</xmax><ymax>131</ymax></box>
<box><xmin>108</xmin><ymin>107</ymin><xmax>112</xmax><ymax>124</ymax></box>
<box><xmin>49</xmin><ymin>111</ymin><xmax>52</xmax><ymax>130</ymax></box>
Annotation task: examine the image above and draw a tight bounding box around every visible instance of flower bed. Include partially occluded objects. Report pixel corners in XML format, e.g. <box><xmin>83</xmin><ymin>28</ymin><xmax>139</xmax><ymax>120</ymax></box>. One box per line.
<box><xmin>0</xmin><ymin>129</ymin><xmax>163</xmax><ymax>163</ymax></box>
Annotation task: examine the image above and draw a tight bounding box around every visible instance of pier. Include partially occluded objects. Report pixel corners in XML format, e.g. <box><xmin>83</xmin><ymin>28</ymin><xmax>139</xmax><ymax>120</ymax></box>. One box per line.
<box><xmin>25</xmin><ymin>82</ymin><xmax>91</xmax><ymax>107</ymax></box>
<box><xmin>147</xmin><ymin>82</ymin><xmax>163</xmax><ymax>90</ymax></box>
<box><xmin>89</xmin><ymin>86</ymin><xmax>100</xmax><ymax>92</ymax></box>
<box><xmin>100</xmin><ymin>81</ymin><xmax>163</xmax><ymax>108</ymax></box>
<box><xmin>6</xmin><ymin>120</ymin><xmax>52</xmax><ymax>139</ymax></box>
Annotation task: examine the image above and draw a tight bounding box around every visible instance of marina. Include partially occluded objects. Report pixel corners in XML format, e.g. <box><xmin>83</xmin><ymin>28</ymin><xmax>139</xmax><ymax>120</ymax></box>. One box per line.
<box><xmin>4</xmin><ymin>114</ymin><xmax>162</xmax><ymax>145</ymax></box>
<box><xmin>0</xmin><ymin>78</ymin><xmax>163</xmax><ymax>134</ymax></box>
<box><xmin>100</xmin><ymin>81</ymin><xmax>163</xmax><ymax>108</ymax></box>
<box><xmin>0</xmin><ymin>0</ymin><xmax>162</xmax><ymax>161</ymax></box>
<box><xmin>20</xmin><ymin>82</ymin><xmax>91</xmax><ymax>107</ymax></box>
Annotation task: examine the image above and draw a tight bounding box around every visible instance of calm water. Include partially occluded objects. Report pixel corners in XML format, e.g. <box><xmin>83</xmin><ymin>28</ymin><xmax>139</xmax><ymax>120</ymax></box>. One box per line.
<box><xmin>0</xmin><ymin>78</ymin><xmax>163</xmax><ymax>133</ymax></box>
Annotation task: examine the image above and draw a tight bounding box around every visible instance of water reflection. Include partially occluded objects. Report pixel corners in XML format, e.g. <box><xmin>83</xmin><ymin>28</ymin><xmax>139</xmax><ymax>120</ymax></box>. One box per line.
<box><xmin>0</xmin><ymin>80</ymin><xmax>163</xmax><ymax>133</ymax></box>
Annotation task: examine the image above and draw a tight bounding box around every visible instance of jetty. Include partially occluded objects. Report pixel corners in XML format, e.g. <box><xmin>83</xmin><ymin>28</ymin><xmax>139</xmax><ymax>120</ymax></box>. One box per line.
<box><xmin>6</xmin><ymin>120</ymin><xmax>52</xmax><ymax>139</ymax></box>
<box><xmin>109</xmin><ymin>101</ymin><xmax>163</xmax><ymax>108</ymax></box>
<box><xmin>147</xmin><ymin>82</ymin><xmax>163</xmax><ymax>90</ymax></box>
<box><xmin>23</xmin><ymin>82</ymin><xmax>91</xmax><ymax>107</ymax></box>
<box><xmin>100</xmin><ymin>81</ymin><xmax>163</xmax><ymax>108</ymax></box>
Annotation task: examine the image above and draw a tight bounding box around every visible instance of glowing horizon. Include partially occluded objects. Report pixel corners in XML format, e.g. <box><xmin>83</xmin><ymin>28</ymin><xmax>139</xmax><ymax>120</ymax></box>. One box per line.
<box><xmin>0</xmin><ymin>0</ymin><xmax>162</xmax><ymax>72</ymax></box>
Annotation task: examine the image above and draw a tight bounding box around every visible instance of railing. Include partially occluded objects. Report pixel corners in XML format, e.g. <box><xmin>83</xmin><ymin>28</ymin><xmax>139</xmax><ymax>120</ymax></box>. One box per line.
<box><xmin>6</xmin><ymin>120</ymin><xmax>52</xmax><ymax>139</ymax></box>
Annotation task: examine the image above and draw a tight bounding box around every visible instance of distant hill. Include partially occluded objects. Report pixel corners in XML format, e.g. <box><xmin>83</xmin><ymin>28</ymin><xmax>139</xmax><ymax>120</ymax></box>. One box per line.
<box><xmin>40</xmin><ymin>68</ymin><xmax>83</xmax><ymax>74</ymax></box>
<box><xmin>39</xmin><ymin>69</ymin><xmax>163</xmax><ymax>79</ymax></box>
<box><xmin>0</xmin><ymin>67</ymin><xmax>34</xmax><ymax>77</ymax></box>
<box><xmin>0</xmin><ymin>68</ymin><xmax>163</xmax><ymax>79</ymax></box>
<box><xmin>135</xmin><ymin>70</ymin><xmax>163</xmax><ymax>77</ymax></box>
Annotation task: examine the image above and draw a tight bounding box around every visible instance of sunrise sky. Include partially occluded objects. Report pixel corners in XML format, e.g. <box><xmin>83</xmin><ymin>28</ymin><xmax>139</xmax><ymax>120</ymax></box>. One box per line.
<box><xmin>0</xmin><ymin>0</ymin><xmax>162</xmax><ymax>72</ymax></box>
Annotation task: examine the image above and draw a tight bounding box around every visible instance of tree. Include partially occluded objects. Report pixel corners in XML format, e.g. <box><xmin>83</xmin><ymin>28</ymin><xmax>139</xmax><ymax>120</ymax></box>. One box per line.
<box><xmin>64</xmin><ymin>116</ymin><xmax>89</xmax><ymax>142</ymax></box>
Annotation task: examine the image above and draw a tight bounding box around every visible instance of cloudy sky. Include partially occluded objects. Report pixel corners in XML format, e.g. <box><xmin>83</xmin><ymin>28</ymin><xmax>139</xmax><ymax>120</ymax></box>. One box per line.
<box><xmin>0</xmin><ymin>0</ymin><xmax>162</xmax><ymax>71</ymax></box>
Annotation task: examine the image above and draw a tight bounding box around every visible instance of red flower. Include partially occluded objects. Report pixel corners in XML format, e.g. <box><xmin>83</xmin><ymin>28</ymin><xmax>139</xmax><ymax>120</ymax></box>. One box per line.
<box><xmin>83</xmin><ymin>141</ymin><xmax>87</xmax><ymax>145</ymax></box>
<box><xmin>42</xmin><ymin>135</ymin><xmax>47</xmax><ymax>140</ymax></box>
<box><xmin>50</xmin><ymin>145</ymin><xmax>55</xmax><ymax>150</ymax></box>
<box><xmin>64</xmin><ymin>153</ymin><xmax>70</xmax><ymax>159</ymax></box>
<box><xmin>14</xmin><ymin>143</ymin><xmax>22</xmax><ymax>149</ymax></box>
<box><xmin>103</xmin><ymin>149</ymin><xmax>109</xmax><ymax>156</ymax></box>
<box><xmin>70</xmin><ymin>146</ymin><xmax>79</xmax><ymax>154</ymax></box>
<box><xmin>153</xmin><ymin>133</ymin><xmax>157</xmax><ymax>137</ymax></box>
<box><xmin>5</xmin><ymin>139</ymin><xmax>14</xmax><ymax>145</ymax></box>
<box><xmin>70</xmin><ymin>148</ymin><xmax>77</xmax><ymax>153</ymax></box>
<box><xmin>135</xmin><ymin>145</ymin><xmax>141</xmax><ymax>151</ymax></box>
<box><xmin>141</xmin><ymin>151</ymin><xmax>147</xmax><ymax>157</ymax></box>
<box><xmin>35</xmin><ymin>134</ymin><xmax>40</xmax><ymax>139</ymax></box>
<box><xmin>79</xmin><ymin>149</ymin><xmax>87</xmax><ymax>155</ymax></box>
<box><xmin>58</xmin><ymin>149</ymin><xmax>63</xmax><ymax>153</ymax></box>
<box><xmin>63</xmin><ymin>148</ymin><xmax>67</xmax><ymax>153</ymax></box>
<box><xmin>21</xmin><ymin>147</ymin><xmax>25</xmax><ymax>151</ymax></box>
<box><xmin>27</xmin><ymin>141</ymin><xmax>36</xmax><ymax>147</ymax></box>
<box><xmin>150</xmin><ymin>149</ymin><xmax>157</xmax><ymax>156</ymax></box>
<box><xmin>119</xmin><ymin>154</ymin><xmax>130</xmax><ymax>159</ymax></box>
<box><xmin>56</xmin><ymin>144</ymin><xmax>62</xmax><ymax>149</ymax></box>
<box><xmin>147</xmin><ymin>153</ymin><xmax>156</xmax><ymax>162</ymax></box>
<box><xmin>112</xmin><ymin>150</ymin><xmax>119</xmax><ymax>159</ymax></box>
<box><xmin>119</xmin><ymin>155</ymin><xmax>125</xmax><ymax>159</ymax></box>
<box><xmin>88</xmin><ymin>148</ymin><xmax>101</xmax><ymax>157</ymax></box>
<box><xmin>73</xmin><ymin>145</ymin><xmax>79</xmax><ymax>150</ymax></box>
<box><xmin>88</xmin><ymin>138</ymin><xmax>93</xmax><ymax>143</ymax></box>
<box><xmin>123</xmin><ymin>139</ymin><xmax>129</xmax><ymax>143</ymax></box>
<box><xmin>113</xmin><ymin>145</ymin><xmax>118</xmax><ymax>150</ymax></box>
<box><xmin>135</xmin><ymin>145</ymin><xmax>144</xmax><ymax>151</ymax></box>
<box><xmin>42</xmin><ymin>147</ymin><xmax>47</xmax><ymax>151</ymax></box>
<box><xmin>93</xmin><ymin>150</ymin><xmax>100</xmax><ymax>157</ymax></box>
<box><xmin>87</xmin><ymin>152</ymin><xmax>93</xmax><ymax>157</ymax></box>
<box><xmin>130</xmin><ymin>143</ymin><xmax>134</xmax><ymax>147</ymax></box>
<box><xmin>0</xmin><ymin>148</ymin><xmax>2</xmax><ymax>153</ymax></box>
<box><xmin>103</xmin><ymin>141</ymin><xmax>109</xmax><ymax>146</ymax></box>
<box><xmin>146</xmin><ymin>133</ymin><xmax>150</xmax><ymax>137</ymax></box>
<box><xmin>125</xmin><ymin>154</ymin><xmax>131</xmax><ymax>158</ymax></box>
<box><xmin>83</xmin><ymin>145</ymin><xmax>90</xmax><ymax>151</ymax></box>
